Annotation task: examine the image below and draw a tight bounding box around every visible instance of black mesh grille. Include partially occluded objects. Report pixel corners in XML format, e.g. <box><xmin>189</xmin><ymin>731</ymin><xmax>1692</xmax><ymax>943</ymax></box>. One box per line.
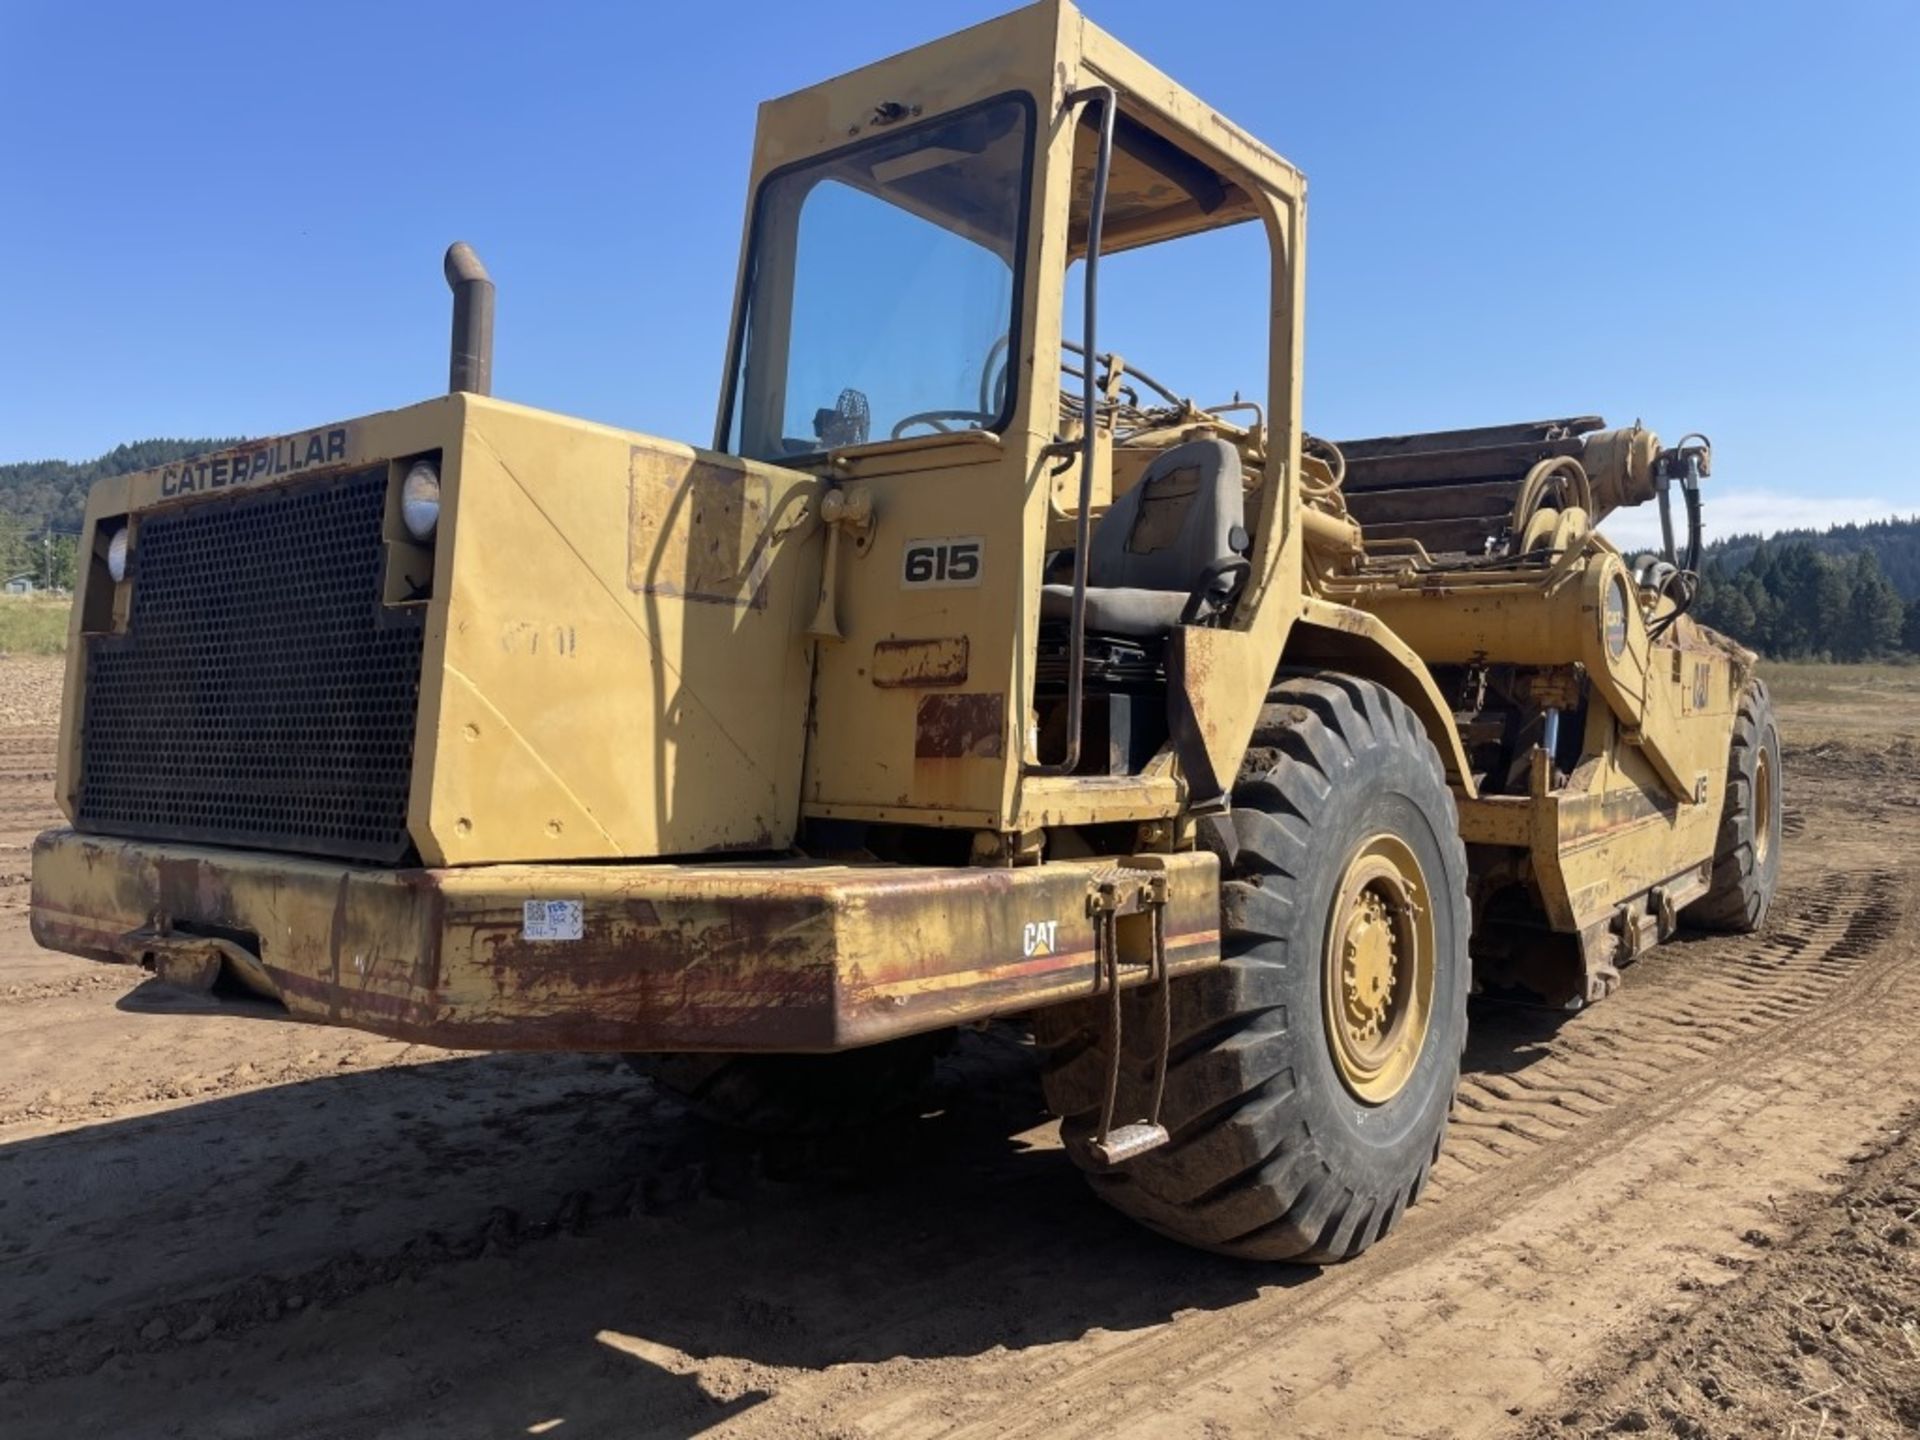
<box><xmin>78</xmin><ymin>466</ymin><xmax>425</xmax><ymax>862</ymax></box>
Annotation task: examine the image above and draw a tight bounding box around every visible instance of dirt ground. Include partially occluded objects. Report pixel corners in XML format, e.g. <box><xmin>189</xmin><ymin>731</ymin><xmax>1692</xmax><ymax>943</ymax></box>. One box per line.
<box><xmin>2</xmin><ymin>654</ymin><xmax>1917</xmax><ymax>1439</ymax></box>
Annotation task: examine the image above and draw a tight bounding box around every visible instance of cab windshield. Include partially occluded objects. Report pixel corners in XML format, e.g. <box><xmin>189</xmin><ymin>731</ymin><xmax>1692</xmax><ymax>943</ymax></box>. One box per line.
<box><xmin>723</xmin><ymin>97</ymin><xmax>1033</xmax><ymax>461</ymax></box>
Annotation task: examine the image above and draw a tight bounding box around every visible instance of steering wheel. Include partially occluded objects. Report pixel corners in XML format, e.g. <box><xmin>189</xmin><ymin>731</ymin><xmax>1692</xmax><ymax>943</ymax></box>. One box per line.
<box><xmin>887</xmin><ymin>334</ymin><xmax>1018</xmax><ymax>440</ymax></box>
<box><xmin>888</xmin><ymin>335</ymin><xmax>1186</xmax><ymax>440</ymax></box>
<box><xmin>890</xmin><ymin>408</ymin><xmax>996</xmax><ymax>439</ymax></box>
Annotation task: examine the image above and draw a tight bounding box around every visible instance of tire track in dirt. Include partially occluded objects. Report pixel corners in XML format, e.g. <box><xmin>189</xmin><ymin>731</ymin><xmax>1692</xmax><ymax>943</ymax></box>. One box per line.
<box><xmin>0</xmin><ymin>732</ymin><xmax>59</xmax><ymax>798</ymax></box>
<box><xmin>0</xmin><ymin>727</ymin><xmax>59</xmax><ymax>913</ymax></box>
<box><xmin>2</xmin><ymin>679</ymin><xmax>1916</xmax><ymax>1438</ymax></box>
<box><xmin>931</xmin><ymin>869</ymin><xmax>1907</xmax><ymax>1440</ymax></box>
<box><xmin>1427</xmin><ymin>874</ymin><xmax>1895</xmax><ymax>1198</ymax></box>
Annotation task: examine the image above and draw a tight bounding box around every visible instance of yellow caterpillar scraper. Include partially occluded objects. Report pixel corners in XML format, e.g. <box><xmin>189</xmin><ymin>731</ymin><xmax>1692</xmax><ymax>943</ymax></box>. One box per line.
<box><xmin>32</xmin><ymin>1</ymin><xmax>1779</xmax><ymax>1261</ymax></box>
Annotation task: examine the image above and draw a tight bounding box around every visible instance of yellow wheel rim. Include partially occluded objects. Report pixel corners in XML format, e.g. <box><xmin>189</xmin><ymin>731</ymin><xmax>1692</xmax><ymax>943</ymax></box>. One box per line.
<box><xmin>1753</xmin><ymin>744</ymin><xmax>1774</xmax><ymax>868</ymax></box>
<box><xmin>1323</xmin><ymin>834</ymin><xmax>1436</xmax><ymax>1106</ymax></box>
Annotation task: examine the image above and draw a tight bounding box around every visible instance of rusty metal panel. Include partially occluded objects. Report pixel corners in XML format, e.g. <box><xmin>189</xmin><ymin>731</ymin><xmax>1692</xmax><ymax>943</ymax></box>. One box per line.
<box><xmin>872</xmin><ymin>636</ymin><xmax>969</xmax><ymax>689</ymax></box>
<box><xmin>914</xmin><ymin>693</ymin><xmax>1005</xmax><ymax>759</ymax></box>
<box><xmin>29</xmin><ymin>829</ymin><xmax>1222</xmax><ymax>1054</ymax></box>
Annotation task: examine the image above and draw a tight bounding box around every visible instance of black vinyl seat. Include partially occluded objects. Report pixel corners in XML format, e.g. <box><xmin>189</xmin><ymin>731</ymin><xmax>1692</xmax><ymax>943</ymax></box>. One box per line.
<box><xmin>1040</xmin><ymin>438</ymin><xmax>1248</xmax><ymax>638</ymax></box>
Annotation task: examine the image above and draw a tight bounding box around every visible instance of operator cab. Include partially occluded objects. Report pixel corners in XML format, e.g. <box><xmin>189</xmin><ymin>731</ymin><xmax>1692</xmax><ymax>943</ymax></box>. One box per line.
<box><xmin>714</xmin><ymin>0</ymin><xmax>1306</xmax><ymax>825</ymax></box>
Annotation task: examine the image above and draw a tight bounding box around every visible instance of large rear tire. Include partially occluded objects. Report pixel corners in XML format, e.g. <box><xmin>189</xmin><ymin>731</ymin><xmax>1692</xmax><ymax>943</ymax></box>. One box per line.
<box><xmin>626</xmin><ymin>1032</ymin><xmax>949</xmax><ymax>1136</ymax></box>
<box><xmin>1685</xmin><ymin>678</ymin><xmax>1783</xmax><ymax>933</ymax></box>
<box><xmin>1035</xmin><ymin>673</ymin><xmax>1470</xmax><ymax>1262</ymax></box>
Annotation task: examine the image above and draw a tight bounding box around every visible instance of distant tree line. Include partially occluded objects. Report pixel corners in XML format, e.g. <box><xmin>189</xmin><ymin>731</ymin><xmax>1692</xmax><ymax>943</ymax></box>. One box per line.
<box><xmin>1703</xmin><ymin>516</ymin><xmax>1920</xmax><ymax>602</ymax></box>
<box><xmin>1694</xmin><ymin>542</ymin><xmax>1920</xmax><ymax>662</ymax></box>
<box><xmin>0</xmin><ymin>438</ymin><xmax>239</xmax><ymax>590</ymax></box>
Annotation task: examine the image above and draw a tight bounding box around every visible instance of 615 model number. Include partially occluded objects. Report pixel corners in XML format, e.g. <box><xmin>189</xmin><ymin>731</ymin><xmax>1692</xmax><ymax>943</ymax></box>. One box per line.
<box><xmin>901</xmin><ymin>537</ymin><xmax>983</xmax><ymax>588</ymax></box>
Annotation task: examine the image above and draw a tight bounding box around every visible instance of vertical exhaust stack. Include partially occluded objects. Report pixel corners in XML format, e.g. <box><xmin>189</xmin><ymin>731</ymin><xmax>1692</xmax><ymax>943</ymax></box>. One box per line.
<box><xmin>444</xmin><ymin>242</ymin><xmax>494</xmax><ymax>397</ymax></box>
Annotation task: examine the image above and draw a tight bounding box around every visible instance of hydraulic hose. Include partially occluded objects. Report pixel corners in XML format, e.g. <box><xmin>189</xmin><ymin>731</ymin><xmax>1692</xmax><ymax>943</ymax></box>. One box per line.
<box><xmin>1508</xmin><ymin>456</ymin><xmax>1594</xmax><ymax>545</ymax></box>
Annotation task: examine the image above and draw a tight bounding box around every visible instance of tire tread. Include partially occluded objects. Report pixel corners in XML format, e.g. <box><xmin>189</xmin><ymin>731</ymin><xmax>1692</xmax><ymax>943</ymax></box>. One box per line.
<box><xmin>1036</xmin><ymin>671</ymin><xmax>1470</xmax><ymax>1261</ymax></box>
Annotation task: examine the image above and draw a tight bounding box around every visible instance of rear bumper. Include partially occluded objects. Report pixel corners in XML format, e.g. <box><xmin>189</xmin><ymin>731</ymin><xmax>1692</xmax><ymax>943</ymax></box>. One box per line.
<box><xmin>29</xmin><ymin>829</ymin><xmax>1220</xmax><ymax>1053</ymax></box>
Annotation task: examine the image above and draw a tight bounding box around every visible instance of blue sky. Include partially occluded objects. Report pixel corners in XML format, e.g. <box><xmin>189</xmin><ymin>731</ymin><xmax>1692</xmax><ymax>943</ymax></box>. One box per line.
<box><xmin>3</xmin><ymin>0</ymin><xmax>1915</xmax><ymax>546</ymax></box>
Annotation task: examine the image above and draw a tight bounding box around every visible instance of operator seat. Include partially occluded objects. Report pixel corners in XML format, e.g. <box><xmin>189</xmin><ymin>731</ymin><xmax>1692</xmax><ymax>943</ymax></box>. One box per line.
<box><xmin>1040</xmin><ymin>438</ymin><xmax>1249</xmax><ymax>637</ymax></box>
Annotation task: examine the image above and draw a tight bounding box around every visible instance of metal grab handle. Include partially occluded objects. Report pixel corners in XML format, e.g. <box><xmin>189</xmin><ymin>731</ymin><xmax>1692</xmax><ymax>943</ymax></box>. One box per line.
<box><xmin>1029</xmin><ymin>84</ymin><xmax>1116</xmax><ymax>778</ymax></box>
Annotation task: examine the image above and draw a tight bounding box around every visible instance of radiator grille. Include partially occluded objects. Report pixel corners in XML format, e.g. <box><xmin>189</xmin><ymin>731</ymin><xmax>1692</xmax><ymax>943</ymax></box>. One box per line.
<box><xmin>78</xmin><ymin>466</ymin><xmax>425</xmax><ymax>862</ymax></box>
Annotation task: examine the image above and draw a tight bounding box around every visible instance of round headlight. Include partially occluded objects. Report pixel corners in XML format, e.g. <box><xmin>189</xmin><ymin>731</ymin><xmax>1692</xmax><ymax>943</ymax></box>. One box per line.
<box><xmin>106</xmin><ymin>526</ymin><xmax>130</xmax><ymax>584</ymax></box>
<box><xmin>401</xmin><ymin>461</ymin><xmax>441</xmax><ymax>541</ymax></box>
